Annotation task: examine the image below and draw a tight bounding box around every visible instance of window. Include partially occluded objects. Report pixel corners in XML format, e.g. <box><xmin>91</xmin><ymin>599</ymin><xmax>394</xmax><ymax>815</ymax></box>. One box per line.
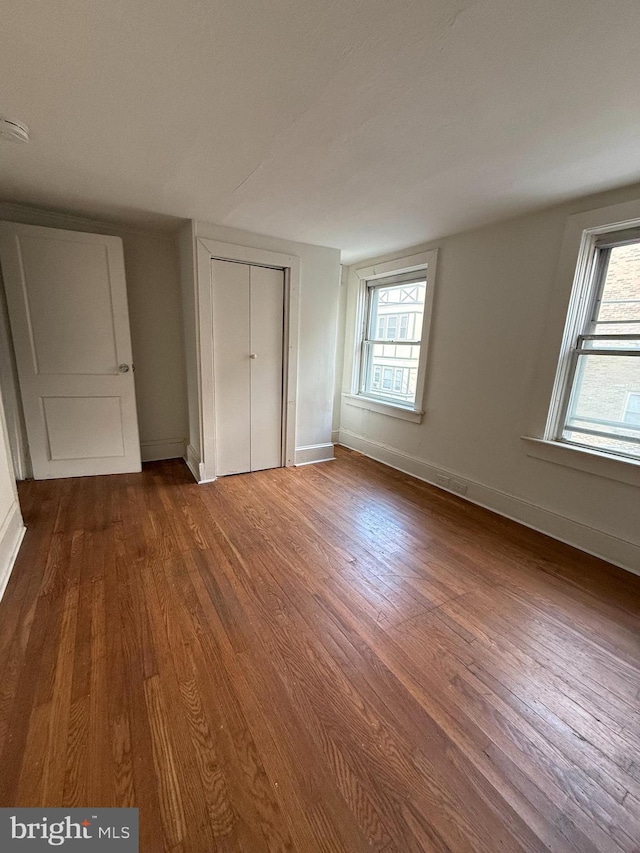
<box><xmin>345</xmin><ymin>250</ymin><xmax>438</xmax><ymax>421</ymax></box>
<box><xmin>552</xmin><ymin>229</ymin><xmax>640</xmax><ymax>461</ymax></box>
<box><xmin>360</xmin><ymin>275</ymin><xmax>426</xmax><ymax>406</ymax></box>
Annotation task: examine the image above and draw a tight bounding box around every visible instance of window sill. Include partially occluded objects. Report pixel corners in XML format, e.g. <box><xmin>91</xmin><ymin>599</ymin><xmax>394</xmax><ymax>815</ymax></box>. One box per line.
<box><xmin>521</xmin><ymin>437</ymin><xmax>640</xmax><ymax>487</ymax></box>
<box><xmin>343</xmin><ymin>393</ymin><xmax>424</xmax><ymax>423</ymax></box>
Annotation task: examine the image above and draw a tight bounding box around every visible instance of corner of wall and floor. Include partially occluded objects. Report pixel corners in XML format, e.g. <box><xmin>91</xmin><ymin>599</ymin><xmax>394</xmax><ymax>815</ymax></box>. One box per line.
<box><xmin>333</xmin><ymin>182</ymin><xmax>640</xmax><ymax>578</ymax></box>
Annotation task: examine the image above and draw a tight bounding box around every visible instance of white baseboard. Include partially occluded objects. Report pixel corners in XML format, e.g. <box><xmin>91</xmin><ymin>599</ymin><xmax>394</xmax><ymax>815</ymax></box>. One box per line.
<box><xmin>186</xmin><ymin>442</ymin><xmax>334</xmax><ymax>478</ymax></box>
<box><xmin>331</xmin><ymin>429</ymin><xmax>340</xmax><ymax>444</ymax></box>
<box><xmin>0</xmin><ymin>501</ymin><xmax>26</xmax><ymax>603</ymax></box>
<box><xmin>182</xmin><ymin>443</ymin><xmax>217</xmax><ymax>484</ymax></box>
<box><xmin>141</xmin><ymin>437</ymin><xmax>185</xmax><ymax>462</ymax></box>
<box><xmin>184</xmin><ymin>443</ymin><xmax>201</xmax><ymax>483</ymax></box>
<box><xmin>338</xmin><ymin>429</ymin><xmax>640</xmax><ymax>576</ymax></box>
<box><xmin>295</xmin><ymin>443</ymin><xmax>335</xmax><ymax>466</ymax></box>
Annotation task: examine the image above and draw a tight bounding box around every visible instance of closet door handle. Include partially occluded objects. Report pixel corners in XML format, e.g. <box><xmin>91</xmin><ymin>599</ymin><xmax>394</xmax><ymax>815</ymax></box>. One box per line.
<box><xmin>249</xmin><ymin>353</ymin><xmax>258</xmax><ymax>359</ymax></box>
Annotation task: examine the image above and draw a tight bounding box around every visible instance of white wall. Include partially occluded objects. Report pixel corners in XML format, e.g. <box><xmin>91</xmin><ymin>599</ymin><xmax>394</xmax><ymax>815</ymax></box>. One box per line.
<box><xmin>181</xmin><ymin>221</ymin><xmax>341</xmax><ymax>476</ymax></box>
<box><xmin>338</xmin><ymin>183</ymin><xmax>640</xmax><ymax>574</ymax></box>
<box><xmin>122</xmin><ymin>231</ymin><xmax>187</xmax><ymax>461</ymax></box>
<box><xmin>0</xmin><ymin>204</ymin><xmax>188</xmax><ymax>464</ymax></box>
<box><xmin>0</xmin><ymin>384</ymin><xmax>25</xmax><ymax>602</ymax></box>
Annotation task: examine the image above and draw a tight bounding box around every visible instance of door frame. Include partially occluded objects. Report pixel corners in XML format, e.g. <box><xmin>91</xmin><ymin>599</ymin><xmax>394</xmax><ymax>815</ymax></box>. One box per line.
<box><xmin>195</xmin><ymin>237</ymin><xmax>300</xmax><ymax>482</ymax></box>
<box><xmin>0</xmin><ymin>272</ymin><xmax>30</xmax><ymax>479</ymax></box>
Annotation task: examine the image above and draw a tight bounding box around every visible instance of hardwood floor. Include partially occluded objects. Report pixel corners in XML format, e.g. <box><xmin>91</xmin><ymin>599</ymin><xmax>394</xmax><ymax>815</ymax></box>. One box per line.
<box><xmin>1</xmin><ymin>447</ymin><xmax>639</xmax><ymax>852</ymax></box>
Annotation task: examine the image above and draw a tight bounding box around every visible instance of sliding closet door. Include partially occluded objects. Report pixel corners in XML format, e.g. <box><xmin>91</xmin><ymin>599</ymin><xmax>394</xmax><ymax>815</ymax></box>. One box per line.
<box><xmin>250</xmin><ymin>265</ymin><xmax>283</xmax><ymax>471</ymax></box>
<box><xmin>212</xmin><ymin>260</ymin><xmax>251</xmax><ymax>476</ymax></box>
<box><xmin>211</xmin><ymin>259</ymin><xmax>284</xmax><ymax>477</ymax></box>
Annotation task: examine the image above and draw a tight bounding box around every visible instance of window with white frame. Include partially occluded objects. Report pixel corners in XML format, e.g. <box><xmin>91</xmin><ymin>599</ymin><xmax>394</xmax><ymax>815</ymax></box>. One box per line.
<box><xmin>360</xmin><ymin>274</ymin><xmax>426</xmax><ymax>406</ymax></box>
<box><xmin>347</xmin><ymin>250</ymin><xmax>437</xmax><ymax>419</ymax></box>
<box><xmin>551</xmin><ymin>228</ymin><xmax>640</xmax><ymax>460</ymax></box>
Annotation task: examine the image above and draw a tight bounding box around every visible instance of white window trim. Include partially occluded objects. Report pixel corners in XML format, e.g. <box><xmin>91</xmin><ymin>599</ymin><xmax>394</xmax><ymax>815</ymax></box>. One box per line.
<box><xmin>523</xmin><ymin>197</ymin><xmax>640</xmax><ymax>486</ymax></box>
<box><xmin>345</xmin><ymin>249</ymin><xmax>438</xmax><ymax>422</ymax></box>
<box><xmin>343</xmin><ymin>393</ymin><xmax>424</xmax><ymax>422</ymax></box>
<box><xmin>522</xmin><ymin>436</ymin><xmax>639</xmax><ymax>486</ymax></box>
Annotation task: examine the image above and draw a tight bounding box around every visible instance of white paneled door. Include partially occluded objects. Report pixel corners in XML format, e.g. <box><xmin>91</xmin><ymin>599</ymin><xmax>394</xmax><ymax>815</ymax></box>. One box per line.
<box><xmin>211</xmin><ymin>259</ymin><xmax>284</xmax><ymax>476</ymax></box>
<box><xmin>0</xmin><ymin>222</ymin><xmax>141</xmax><ymax>479</ymax></box>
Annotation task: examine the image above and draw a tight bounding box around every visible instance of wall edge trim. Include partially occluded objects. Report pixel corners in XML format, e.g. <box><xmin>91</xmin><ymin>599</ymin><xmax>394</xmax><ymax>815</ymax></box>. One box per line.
<box><xmin>184</xmin><ymin>443</ymin><xmax>201</xmax><ymax>483</ymax></box>
<box><xmin>294</xmin><ymin>443</ymin><xmax>335</xmax><ymax>466</ymax></box>
<box><xmin>0</xmin><ymin>502</ymin><xmax>26</xmax><ymax>603</ymax></box>
<box><xmin>141</xmin><ymin>437</ymin><xmax>186</xmax><ymax>462</ymax></box>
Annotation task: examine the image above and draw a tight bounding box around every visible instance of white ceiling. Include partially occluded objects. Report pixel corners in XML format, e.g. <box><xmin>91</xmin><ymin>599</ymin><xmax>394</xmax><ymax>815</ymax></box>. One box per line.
<box><xmin>1</xmin><ymin>0</ymin><xmax>639</xmax><ymax>262</ymax></box>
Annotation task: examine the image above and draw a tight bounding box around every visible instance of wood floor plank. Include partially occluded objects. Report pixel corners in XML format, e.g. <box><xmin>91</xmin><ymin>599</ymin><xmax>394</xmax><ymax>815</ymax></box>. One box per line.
<box><xmin>0</xmin><ymin>447</ymin><xmax>638</xmax><ymax>852</ymax></box>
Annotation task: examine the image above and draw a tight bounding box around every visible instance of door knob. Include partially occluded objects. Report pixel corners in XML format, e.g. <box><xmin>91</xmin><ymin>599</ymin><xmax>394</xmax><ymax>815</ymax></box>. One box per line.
<box><xmin>119</xmin><ymin>364</ymin><xmax>130</xmax><ymax>373</ymax></box>
<box><xmin>249</xmin><ymin>353</ymin><xmax>257</xmax><ymax>359</ymax></box>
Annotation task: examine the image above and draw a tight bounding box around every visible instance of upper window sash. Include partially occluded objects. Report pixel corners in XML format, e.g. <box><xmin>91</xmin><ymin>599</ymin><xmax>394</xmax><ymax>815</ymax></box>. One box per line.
<box><xmin>364</xmin><ymin>276</ymin><xmax>426</xmax><ymax>346</ymax></box>
<box><xmin>570</xmin><ymin>238</ymin><xmax>640</xmax><ymax>356</ymax></box>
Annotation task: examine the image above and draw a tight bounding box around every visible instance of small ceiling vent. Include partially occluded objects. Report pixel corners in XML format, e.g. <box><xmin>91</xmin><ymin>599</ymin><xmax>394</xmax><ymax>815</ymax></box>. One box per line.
<box><xmin>0</xmin><ymin>118</ymin><xmax>30</xmax><ymax>143</ymax></box>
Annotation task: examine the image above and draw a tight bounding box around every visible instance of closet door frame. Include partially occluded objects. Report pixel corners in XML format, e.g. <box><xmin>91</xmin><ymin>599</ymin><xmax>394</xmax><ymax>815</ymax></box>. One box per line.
<box><xmin>195</xmin><ymin>237</ymin><xmax>300</xmax><ymax>482</ymax></box>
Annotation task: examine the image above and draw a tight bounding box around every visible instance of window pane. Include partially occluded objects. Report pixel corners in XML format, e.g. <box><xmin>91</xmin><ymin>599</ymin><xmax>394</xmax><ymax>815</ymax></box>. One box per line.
<box><xmin>362</xmin><ymin>342</ymin><xmax>421</xmax><ymax>404</ymax></box>
<box><xmin>368</xmin><ymin>281</ymin><xmax>426</xmax><ymax>341</ymax></box>
<box><xmin>563</xmin><ymin>353</ymin><xmax>640</xmax><ymax>458</ymax></box>
<box><xmin>594</xmin><ymin>243</ymin><xmax>640</xmax><ymax>324</ymax></box>
<box><xmin>593</xmin><ymin>322</ymin><xmax>640</xmax><ymax>336</ymax></box>
<box><xmin>624</xmin><ymin>392</ymin><xmax>640</xmax><ymax>425</ymax></box>
<box><xmin>368</xmin><ymin>287</ymin><xmax>382</xmax><ymax>337</ymax></box>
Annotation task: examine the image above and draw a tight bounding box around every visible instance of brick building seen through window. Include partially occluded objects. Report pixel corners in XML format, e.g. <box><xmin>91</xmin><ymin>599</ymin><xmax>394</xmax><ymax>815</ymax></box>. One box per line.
<box><xmin>562</xmin><ymin>240</ymin><xmax>640</xmax><ymax>459</ymax></box>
